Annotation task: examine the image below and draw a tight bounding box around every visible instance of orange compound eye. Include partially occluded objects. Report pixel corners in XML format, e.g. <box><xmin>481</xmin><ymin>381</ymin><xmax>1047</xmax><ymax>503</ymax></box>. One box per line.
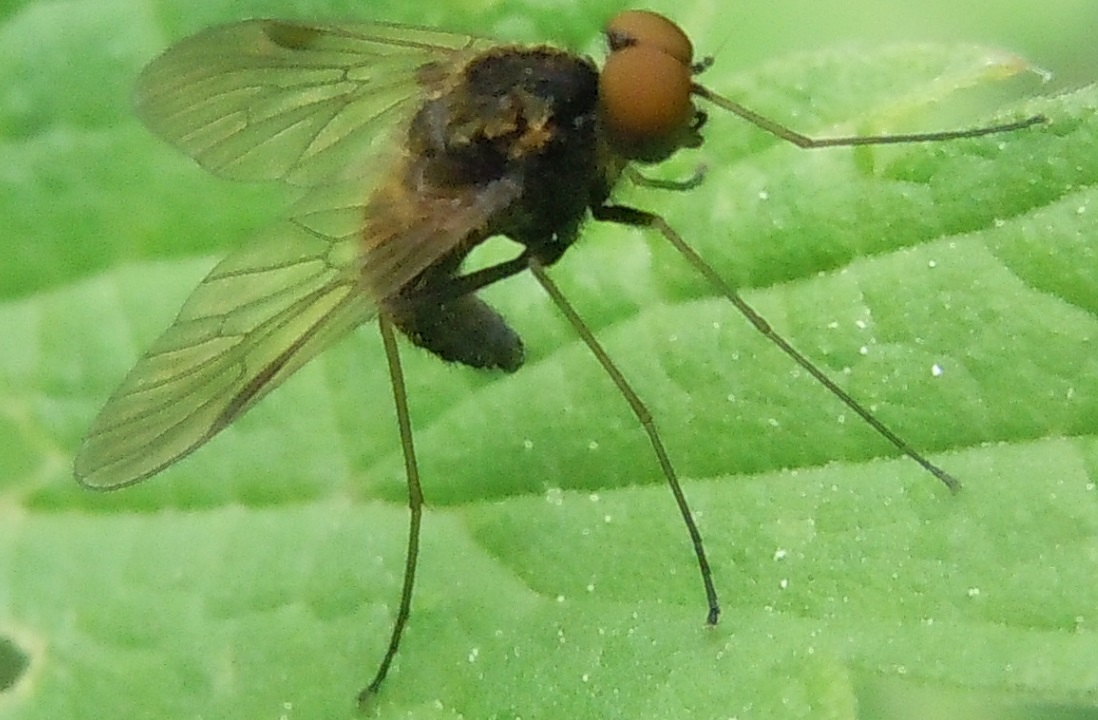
<box><xmin>599</xmin><ymin>44</ymin><xmax>694</xmax><ymax>142</ymax></box>
<box><xmin>605</xmin><ymin>10</ymin><xmax>693</xmax><ymax>65</ymax></box>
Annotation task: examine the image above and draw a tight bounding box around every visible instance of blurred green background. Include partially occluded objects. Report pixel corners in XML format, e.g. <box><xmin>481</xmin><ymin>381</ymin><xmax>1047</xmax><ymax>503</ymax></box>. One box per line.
<box><xmin>688</xmin><ymin>0</ymin><xmax>1096</xmax><ymax>91</ymax></box>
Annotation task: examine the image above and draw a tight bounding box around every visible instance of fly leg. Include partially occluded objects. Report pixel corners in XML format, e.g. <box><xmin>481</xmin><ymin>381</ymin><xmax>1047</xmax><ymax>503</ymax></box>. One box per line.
<box><xmin>593</xmin><ymin>203</ymin><xmax>961</xmax><ymax>493</ymax></box>
<box><xmin>359</xmin><ymin>315</ymin><xmax>424</xmax><ymax>705</ymax></box>
<box><xmin>528</xmin><ymin>260</ymin><xmax>721</xmax><ymax>626</ymax></box>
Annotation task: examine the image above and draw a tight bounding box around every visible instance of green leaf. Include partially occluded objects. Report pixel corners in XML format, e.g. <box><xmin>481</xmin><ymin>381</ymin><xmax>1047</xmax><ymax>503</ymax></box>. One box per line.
<box><xmin>3</xmin><ymin>0</ymin><xmax>1097</xmax><ymax>719</ymax></box>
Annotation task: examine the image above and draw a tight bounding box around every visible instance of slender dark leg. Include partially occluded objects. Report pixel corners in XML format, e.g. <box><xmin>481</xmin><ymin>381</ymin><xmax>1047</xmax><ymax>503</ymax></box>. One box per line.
<box><xmin>594</xmin><ymin>204</ymin><xmax>961</xmax><ymax>493</ymax></box>
<box><xmin>358</xmin><ymin>315</ymin><xmax>424</xmax><ymax>705</ymax></box>
<box><xmin>403</xmin><ymin>250</ymin><xmax>533</xmax><ymax>307</ymax></box>
<box><xmin>693</xmin><ymin>84</ymin><xmax>1047</xmax><ymax>148</ymax></box>
<box><xmin>528</xmin><ymin>261</ymin><xmax>721</xmax><ymax>625</ymax></box>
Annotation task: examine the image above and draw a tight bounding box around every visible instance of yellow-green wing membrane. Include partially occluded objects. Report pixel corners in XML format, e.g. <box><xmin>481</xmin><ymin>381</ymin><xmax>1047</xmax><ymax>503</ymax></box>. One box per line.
<box><xmin>134</xmin><ymin>19</ymin><xmax>494</xmax><ymax>185</ymax></box>
<box><xmin>74</xmin><ymin>219</ymin><xmax>373</xmax><ymax>489</ymax></box>
<box><xmin>75</xmin><ymin>177</ymin><xmax>525</xmax><ymax>490</ymax></box>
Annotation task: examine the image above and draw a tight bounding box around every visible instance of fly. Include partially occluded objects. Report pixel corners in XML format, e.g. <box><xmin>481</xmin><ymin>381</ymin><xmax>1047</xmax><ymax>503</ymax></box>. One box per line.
<box><xmin>74</xmin><ymin>10</ymin><xmax>1046</xmax><ymax>703</ymax></box>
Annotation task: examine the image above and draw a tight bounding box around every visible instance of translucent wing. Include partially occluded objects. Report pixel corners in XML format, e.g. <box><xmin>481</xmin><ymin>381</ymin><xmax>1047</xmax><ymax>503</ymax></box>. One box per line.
<box><xmin>75</xmin><ymin>177</ymin><xmax>524</xmax><ymax>490</ymax></box>
<box><xmin>134</xmin><ymin>19</ymin><xmax>495</xmax><ymax>185</ymax></box>
<box><xmin>74</xmin><ymin>220</ymin><xmax>374</xmax><ymax>489</ymax></box>
<box><xmin>76</xmin><ymin>21</ymin><xmax>516</xmax><ymax>489</ymax></box>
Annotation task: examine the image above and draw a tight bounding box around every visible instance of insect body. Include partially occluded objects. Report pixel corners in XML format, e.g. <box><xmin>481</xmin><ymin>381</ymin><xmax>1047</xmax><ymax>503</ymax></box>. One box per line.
<box><xmin>75</xmin><ymin>10</ymin><xmax>1044</xmax><ymax>702</ymax></box>
<box><xmin>381</xmin><ymin>46</ymin><xmax>605</xmax><ymax>371</ymax></box>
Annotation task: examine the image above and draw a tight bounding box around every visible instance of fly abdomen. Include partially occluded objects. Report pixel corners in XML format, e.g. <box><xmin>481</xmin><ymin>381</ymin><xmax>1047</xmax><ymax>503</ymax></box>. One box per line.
<box><xmin>387</xmin><ymin>291</ymin><xmax>524</xmax><ymax>372</ymax></box>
